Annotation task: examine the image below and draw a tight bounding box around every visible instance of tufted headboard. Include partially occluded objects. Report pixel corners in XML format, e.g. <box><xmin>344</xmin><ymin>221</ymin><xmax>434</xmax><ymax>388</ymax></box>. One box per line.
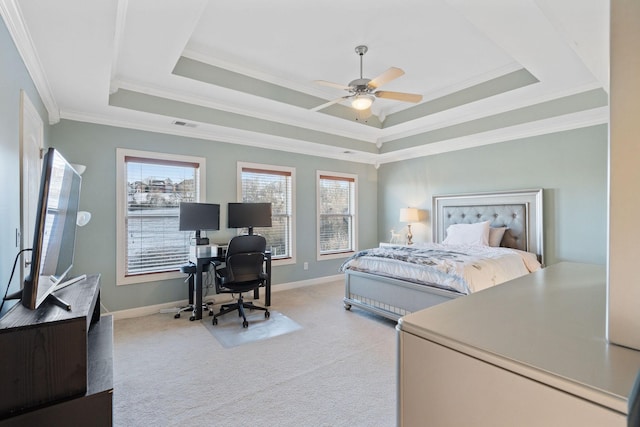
<box><xmin>432</xmin><ymin>189</ymin><xmax>544</xmax><ymax>264</ymax></box>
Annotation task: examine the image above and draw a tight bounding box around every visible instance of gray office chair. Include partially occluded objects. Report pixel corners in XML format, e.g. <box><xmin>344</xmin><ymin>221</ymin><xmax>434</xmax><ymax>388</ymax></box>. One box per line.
<box><xmin>212</xmin><ymin>235</ymin><xmax>270</xmax><ymax>328</ymax></box>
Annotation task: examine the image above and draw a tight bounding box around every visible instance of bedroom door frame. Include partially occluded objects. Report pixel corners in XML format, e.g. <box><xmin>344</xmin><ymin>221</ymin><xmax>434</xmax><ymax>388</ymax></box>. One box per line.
<box><xmin>20</xmin><ymin>90</ymin><xmax>44</xmax><ymax>284</ymax></box>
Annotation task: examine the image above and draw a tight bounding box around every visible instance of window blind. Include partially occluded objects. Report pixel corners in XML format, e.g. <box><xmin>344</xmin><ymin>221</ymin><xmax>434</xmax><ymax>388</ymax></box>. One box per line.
<box><xmin>125</xmin><ymin>158</ymin><xmax>200</xmax><ymax>276</ymax></box>
<box><xmin>241</xmin><ymin>167</ymin><xmax>292</xmax><ymax>258</ymax></box>
<box><xmin>319</xmin><ymin>174</ymin><xmax>355</xmax><ymax>254</ymax></box>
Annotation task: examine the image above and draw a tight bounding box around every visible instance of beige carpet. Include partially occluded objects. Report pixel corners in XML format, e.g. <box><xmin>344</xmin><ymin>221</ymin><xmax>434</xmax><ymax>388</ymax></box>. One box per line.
<box><xmin>113</xmin><ymin>280</ymin><xmax>397</xmax><ymax>427</ymax></box>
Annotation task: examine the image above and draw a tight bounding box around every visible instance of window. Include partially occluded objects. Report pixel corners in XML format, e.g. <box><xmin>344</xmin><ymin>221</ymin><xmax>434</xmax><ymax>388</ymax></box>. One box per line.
<box><xmin>317</xmin><ymin>171</ymin><xmax>357</xmax><ymax>259</ymax></box>
<box><xmin>238</xmin><ymin>162</ymin><xmax>295</xmax><ymax>263</ymax></box>
<box><xmin>116</xmin><ymin>149</ymin><xmax>206</xmax><ymax>285</ymax></box>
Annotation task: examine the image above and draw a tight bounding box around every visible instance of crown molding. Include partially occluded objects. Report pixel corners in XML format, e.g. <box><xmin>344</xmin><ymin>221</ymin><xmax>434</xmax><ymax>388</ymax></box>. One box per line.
<box><xmin>375</xmin><ymin>106</ymin><xmax>609</xmax><ymax>165</ymax></box>
<box><xmin>182</xmin><ymin>46</ymin><xmax>331</xmax><ymax>99</ymax></box>
<box><xmin>60</xmin><ymin>109</ymin><xmax>380</xmax><ymax>165</ymax></box>
<box><xmin>114</xmin><ymin>78</ymin><xmax>380</xmax><ymax>144</ymax></box>
<box><xmin>0</xmin><ymin>0</ymin><xmax>59</xmax><ymax>124</ymax></box>
<box><xmin>60</xmin><ymin>104</ymin><xmax>607</xmax><ymax>169</ymax></box>
<box><xmin>376</xmin><ymin>81</ymin><xmax>606</xmax><ymax>145</ymax></box>
<box><xmin>382</xmin><ymin>62</ymin><xmax>524</xmax><ymax>117</ymax></box>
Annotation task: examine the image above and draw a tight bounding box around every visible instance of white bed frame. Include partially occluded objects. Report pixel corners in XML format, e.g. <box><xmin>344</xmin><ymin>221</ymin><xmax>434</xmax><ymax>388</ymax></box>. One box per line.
<box><xmin>343</xmin><ymin>189</ymin><xmax>544</xmax><ymax>321</ymax></box>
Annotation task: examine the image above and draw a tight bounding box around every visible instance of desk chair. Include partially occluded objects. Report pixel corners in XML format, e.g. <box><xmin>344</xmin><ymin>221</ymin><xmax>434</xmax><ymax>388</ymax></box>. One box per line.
<box><xmin>212</xmin><ymin>235</ymin><xmax>270</xmax><ymax>328</ymax></box>
<box><xmin>176</xmin><ymin>262</ymin><xmax>214</xmax><ymax>321</ymax></box>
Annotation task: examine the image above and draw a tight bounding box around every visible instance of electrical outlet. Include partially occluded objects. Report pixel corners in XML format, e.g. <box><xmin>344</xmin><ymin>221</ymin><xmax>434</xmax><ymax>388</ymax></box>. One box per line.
<box><xmin>303</xmin><ymin>262</ymin><xmax>309</xmax><ymax>270</ymax></box>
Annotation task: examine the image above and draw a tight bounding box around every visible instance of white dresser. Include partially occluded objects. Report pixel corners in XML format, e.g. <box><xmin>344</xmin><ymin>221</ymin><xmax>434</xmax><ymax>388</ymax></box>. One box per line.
<box><xmin>397</xmin><ymin>262</ymin><xmax>640</xmax><ymax>426</ymax></box>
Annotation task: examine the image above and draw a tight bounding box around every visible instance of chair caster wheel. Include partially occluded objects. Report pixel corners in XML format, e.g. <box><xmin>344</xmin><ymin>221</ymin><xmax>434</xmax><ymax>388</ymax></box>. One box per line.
<box><xmin>242</xmin><ymin>320</ymin><xmax>249</xmax><ymax>328</ymax></box>
<box><xmin>212</xmin><ymin>318</ymin><xmax>218</xmax><ymax>325</ymax></box>
<box><xmin>174</xmin><ymin>313</ymin><xmax>180</xmax><ymax>319</ymax></box>
<box><xmin>189</xmin><ymin>316</ymin><xmax>195</xmax><ymax>321</ymax></box>
<box><xmin>265</xmin><ymin>311</ymin><xmax>270</xmax><ymax>318</ymax></box>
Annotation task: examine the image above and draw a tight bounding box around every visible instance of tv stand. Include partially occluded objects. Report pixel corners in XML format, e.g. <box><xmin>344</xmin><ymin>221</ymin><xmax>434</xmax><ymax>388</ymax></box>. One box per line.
<box><xmin>0</xmin><ymin>274</ymin><xmax>112</xmax><ymax>426</ymax></box>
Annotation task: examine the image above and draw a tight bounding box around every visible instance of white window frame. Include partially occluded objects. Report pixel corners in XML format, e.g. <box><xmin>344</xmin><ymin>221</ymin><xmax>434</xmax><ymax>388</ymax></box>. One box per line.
<box><xmin>237</xmin><ymin>162</ymin><xmax>296</xmax><ymax>267</ymax></box>
<box><xmin>116</xmin><ymin>148</ymin><xmax>207</xmax><ymax>286</ymax></box>
<box><xmin>316</xmin><ymin>170</ymin><xmax>358</xmax><ymax>261</ymax></box>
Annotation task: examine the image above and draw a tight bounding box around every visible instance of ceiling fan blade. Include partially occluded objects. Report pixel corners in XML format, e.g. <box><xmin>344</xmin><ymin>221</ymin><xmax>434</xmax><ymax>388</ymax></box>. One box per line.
<box><xmin>374</xmin><ymin>91</ymin><xmax>423</xmax><ymax>103</ymax></box>
<box><xmin>310</xmin><ymin>96</ymin><xmax>349</xmax><ymax>112</ymax></box>
<box><xmin>368</xmin><ymin>67</ymin><xmax>405</xmax><ymax>89</ymax></box>
<box><xmin>313</xmin><ymin>80</ymin><xmax>351</xmax><ymax>91</ymax></box>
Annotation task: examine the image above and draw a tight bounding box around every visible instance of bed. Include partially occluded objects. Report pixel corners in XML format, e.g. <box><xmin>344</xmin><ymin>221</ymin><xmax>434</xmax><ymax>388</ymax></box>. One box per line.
<box><xmin>341</xmin><ymin>189</ymin><xmax>544</xmax><ymax>321</ymax></box>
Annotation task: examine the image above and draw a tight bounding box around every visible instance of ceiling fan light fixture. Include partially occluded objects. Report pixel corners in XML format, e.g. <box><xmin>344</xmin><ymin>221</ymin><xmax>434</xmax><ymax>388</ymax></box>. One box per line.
<box><xmin>352</xmin><ymin>94</ymin><xmax>374</xmax><ymax>110</ymax></box>
<box><xmin>313</xmin><ymin>45</ymin><xmax>420</xmax><ymax>114</ymax></box>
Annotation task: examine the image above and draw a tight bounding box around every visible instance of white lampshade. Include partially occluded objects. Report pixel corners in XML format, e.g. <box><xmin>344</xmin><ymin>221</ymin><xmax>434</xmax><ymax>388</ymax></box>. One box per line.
<box><xmin>76</xmin><ymin>211</ymin><xmax>92</xmax><ymax>227</ymax></box>
<box><xmin>351</xmin><ymin>94</ymin><xmax>374</xmax><ymax>110</ymax></box>
<box><xmin>399</xmin><ymin>207</ymin><xmax>419</xmax><ymax>223</ymax></box>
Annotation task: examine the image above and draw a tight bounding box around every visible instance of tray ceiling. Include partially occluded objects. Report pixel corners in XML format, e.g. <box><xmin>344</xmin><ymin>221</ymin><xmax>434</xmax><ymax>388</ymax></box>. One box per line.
<box><xmin>1</xmin><ymin>0</ymin><xmax>609</xmax><ymax>165</ymax></box>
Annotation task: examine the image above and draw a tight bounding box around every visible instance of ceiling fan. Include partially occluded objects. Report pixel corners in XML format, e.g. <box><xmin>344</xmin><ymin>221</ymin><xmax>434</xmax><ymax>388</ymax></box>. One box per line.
<box><xmin>311</xmin><ymin>45</ymin><xmax>423</xmax><ymax>115</ymax></box>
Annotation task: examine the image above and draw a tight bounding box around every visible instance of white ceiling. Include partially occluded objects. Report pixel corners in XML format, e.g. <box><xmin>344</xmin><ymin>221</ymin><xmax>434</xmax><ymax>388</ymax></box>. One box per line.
<box><xmin>1</xmin><ymin>0</ymin><xmax>609</xmax><ymax>165</ymax></box>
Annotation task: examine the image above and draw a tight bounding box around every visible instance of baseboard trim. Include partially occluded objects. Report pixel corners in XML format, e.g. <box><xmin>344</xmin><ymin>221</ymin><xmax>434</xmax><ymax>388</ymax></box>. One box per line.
<box><xmin>271</xmin><ymin>274</ymin><xmax>343</xmax><ymax>293</ymax></box>
<box><xmin>104</xmin><ymin>274</ymin><xmax>344</xmax><ymax>320</ymax></box>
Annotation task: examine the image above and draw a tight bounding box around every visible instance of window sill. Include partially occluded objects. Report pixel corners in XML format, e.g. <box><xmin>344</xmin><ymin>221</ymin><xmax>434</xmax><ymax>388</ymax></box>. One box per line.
<box><xmin>317</xmin><ymin>251</ymin><xmax>354</xmax><ymax>261</ymax></box>
<box><xmin>117</xmin><ymin>270</ymin><xmax>184</xmax><ymax>286</ymax></box>
<box><xmin>272</xmin><ymin>257</ymin><xmax>296</xmax><ymax>267</ymax></box>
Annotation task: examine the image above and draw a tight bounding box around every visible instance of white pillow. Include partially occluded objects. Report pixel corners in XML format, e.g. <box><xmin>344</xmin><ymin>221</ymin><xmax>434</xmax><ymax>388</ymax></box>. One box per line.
<box><xmin>488</xmin><ymin>227</ymin><xmax>507</xmax><ymax>247</ymax></box>
<box><xmin>443</xmin><ymin>221</ymin><xmax>490</xmax><ymax>246</ymax></box>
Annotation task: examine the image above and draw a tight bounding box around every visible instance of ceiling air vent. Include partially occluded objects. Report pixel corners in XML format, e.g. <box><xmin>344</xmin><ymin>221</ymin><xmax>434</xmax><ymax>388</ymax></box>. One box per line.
<box><xmin>172</xmin><ymin>120</ymin><xmax>197</xmax><ymax>128</ymax></box>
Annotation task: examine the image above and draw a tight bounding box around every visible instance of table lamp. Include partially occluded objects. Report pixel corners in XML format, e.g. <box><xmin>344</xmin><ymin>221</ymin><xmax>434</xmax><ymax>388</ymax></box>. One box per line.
<box><xmin>399</xmin><ymin>207</ymin><xmax>419</xmax><ymax>245</ymax></box>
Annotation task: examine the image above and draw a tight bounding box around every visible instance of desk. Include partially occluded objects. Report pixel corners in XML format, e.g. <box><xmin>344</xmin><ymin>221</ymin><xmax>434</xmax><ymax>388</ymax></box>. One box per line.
<box><xmin>192</xmin><ymin>251</ymin><xmax>271</xmax><ymax>320</ymax></box>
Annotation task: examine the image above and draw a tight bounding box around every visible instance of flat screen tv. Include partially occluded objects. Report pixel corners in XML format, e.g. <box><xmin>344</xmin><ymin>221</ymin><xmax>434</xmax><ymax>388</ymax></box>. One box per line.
<box><xmin>228</xmin><ymin>202</ymin><xmax>272</xmax><ymax>235</ymax></box>
<box><xmin>22</xmin><ymin>148</ymin><xmax>82</xmax><ymax>309</ymax></box>
<box><xmin>179</xmin><ymin>202</ymin><xmax>220</xmax><ymax>245</ymax></box>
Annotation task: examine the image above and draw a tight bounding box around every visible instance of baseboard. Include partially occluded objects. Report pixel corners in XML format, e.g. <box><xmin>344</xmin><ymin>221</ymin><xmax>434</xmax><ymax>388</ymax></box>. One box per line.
<box><xmin>271</xmin><ymin>274</ymin><xmax>343</xmax><ymax>293</ymax></box>
<box><xmin>104</xmin><ymin>274</ymin><xmax>344</xmax><ymax>320</ymax></box>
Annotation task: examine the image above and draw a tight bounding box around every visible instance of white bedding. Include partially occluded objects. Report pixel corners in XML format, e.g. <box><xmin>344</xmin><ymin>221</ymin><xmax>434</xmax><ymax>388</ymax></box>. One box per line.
<box><xmin>340</xmin><ymin>243</ymin><xmax>541</xmax><ymax>294</ymax></box>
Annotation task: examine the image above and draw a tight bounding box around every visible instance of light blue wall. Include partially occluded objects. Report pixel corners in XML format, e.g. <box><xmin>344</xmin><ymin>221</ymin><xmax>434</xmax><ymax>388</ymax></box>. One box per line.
<box><xmin>0</xmin><ymin>19</ymin><xmax>51</xmax><ymax>317</ymax></box>
<box><xmin>51</xmin><ymin>120</ymin><xmax>378</xmax><ymax>312</ymax></box>
<box><xmin>377</xmin><ymin>124</ymin><xmax>608</xmax><ymax>265</ymax></box>
<box><xmin>1</xmin><ymin>15</ymin><xmax>607</xmax><ymax>315</ymax></box>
